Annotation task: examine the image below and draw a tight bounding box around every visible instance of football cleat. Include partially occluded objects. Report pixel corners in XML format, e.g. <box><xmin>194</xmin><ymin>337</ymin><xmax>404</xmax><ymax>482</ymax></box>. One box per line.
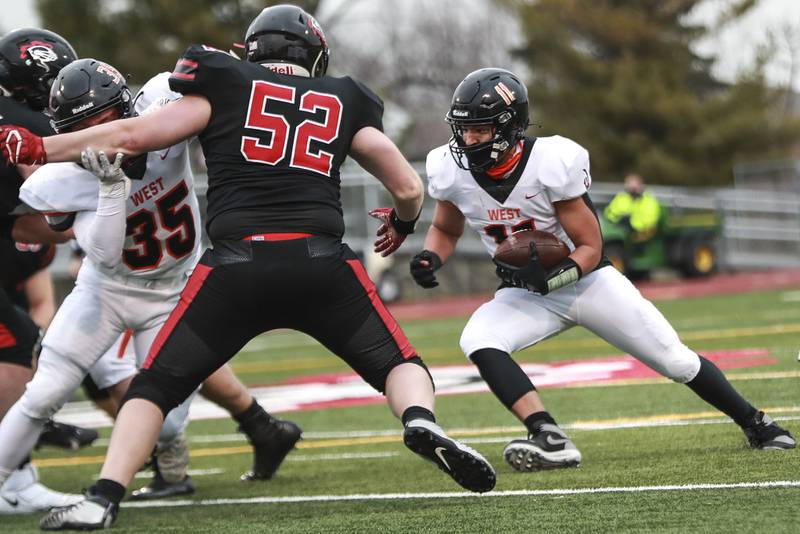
<box><xmin>0</xmin><ymin>463</ymin><xmax>82</xmax><ymax>514</ymax></box>
<box><xmin>503</xmin><ymin>424</ymin><xmax>582</xmax><ymax>472</ymax></box>
<box><xmin>36</xmin><ymin>420</ymin><xmax>99</xmax><ymax>451</ymax></box>
<box><xmin>40</xmin><ymin>493</ymin><xmax>117</xmax><ymax>531</ymax></box>
<box><xmin>129</xmin><ymin>473</ymin><xmax>194</xmax><ymax>501</ymax></box>
<box><xmin>239</xmin><ymin>414</ymin><xmax>302</xmax><ymax>481</ymax></box>
<box><xmin>403</xmin><ymin>419</ymin><xmax>496</xmax><ymax>493</ymax></box>
<box><xmin>742</xmin><ymin>411</ymin><xmax>796</xmax><ymax>450</ymax></box>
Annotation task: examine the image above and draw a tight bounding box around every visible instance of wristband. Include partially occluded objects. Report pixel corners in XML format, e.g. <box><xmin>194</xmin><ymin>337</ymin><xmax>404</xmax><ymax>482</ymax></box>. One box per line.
<box><xmin>390</xmin><ymin>208</ymin><xmax>420</xmax><ymax>235</ymax></box>
<box><xmin>545</xmin><ymin>257</ymin><xmax>582</xmax><ymax>293</ymax></box>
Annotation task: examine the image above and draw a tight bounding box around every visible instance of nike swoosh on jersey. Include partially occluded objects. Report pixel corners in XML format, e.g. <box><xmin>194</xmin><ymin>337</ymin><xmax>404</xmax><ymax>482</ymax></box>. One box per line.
<box><xmin>524</xmin><ymin>192</ymin><xmax>540</xmax><ymax>199</ymax></box>
<box><xmin>434</xmin><ymin>446</ymin><xmax>451</xmax><ymax>471</ymax></box>
<box><xmin>159</xmin><ymin>147</ymin><xmax>171</xmax><ymax>160</ymax></box>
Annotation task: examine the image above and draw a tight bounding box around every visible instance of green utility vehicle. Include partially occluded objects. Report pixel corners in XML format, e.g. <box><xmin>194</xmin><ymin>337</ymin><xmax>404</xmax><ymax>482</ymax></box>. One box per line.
<box><xmin>599</xmin><ymin>206</ymin><xmax>720</xmax><ymax>279</ymax></box>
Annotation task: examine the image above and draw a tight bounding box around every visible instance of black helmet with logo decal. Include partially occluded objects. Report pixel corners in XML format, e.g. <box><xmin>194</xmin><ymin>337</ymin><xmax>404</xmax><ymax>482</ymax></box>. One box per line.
<box><xmin>49</xmin><ymin>58</ymin><xmax>133</xmax><ymax>132</ymax></box>
<box><xmin>446</xmin><ymin>68</ymin><xmax>530</xmax><ymax>173</ymax></box>
<box><xmin>245</xmin><ymin>4</ymin><xmax>329</xmax><ymax>77</ymax></box>
<box><xmin>0</xmin><ymin>28</ymin><xmax>77</xmax><ymax>111</ymax></box>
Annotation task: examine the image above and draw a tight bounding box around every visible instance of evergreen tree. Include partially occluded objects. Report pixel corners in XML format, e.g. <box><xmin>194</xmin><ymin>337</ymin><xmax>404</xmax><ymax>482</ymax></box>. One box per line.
<box><xmin>514</xmin><ymin>0</ymin><xmax>800</xmax><ymax>185</ymax></box>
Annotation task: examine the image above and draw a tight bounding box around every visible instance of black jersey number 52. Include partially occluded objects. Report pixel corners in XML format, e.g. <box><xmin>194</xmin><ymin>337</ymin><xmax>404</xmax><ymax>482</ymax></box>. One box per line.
<box><xmin>240</xmin><ymin>80</ymin><xmax>343</xmax><ymax>177</ymax></box>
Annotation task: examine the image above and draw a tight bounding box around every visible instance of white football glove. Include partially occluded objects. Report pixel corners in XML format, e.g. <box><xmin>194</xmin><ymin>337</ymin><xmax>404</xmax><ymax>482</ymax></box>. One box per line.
<box><xmin>81</xmin><ymin>148</ymin><xmax>131</xmax><ymax>198</ymax></box>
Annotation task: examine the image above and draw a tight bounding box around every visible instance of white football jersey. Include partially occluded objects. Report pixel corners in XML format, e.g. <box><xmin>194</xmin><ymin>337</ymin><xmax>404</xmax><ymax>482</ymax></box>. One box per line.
<box><xmin>20</xmin><ymin>72</ymin><xmax>201</xmax><ymax>280</ymax></box>
<box><xmin>426</xmin><ymin>135</ymin><xmax>592</xmax><ymax>257</ymax></box>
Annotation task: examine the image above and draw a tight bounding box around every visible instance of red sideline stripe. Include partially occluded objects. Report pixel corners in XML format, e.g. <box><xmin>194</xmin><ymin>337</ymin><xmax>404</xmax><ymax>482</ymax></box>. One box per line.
<box><xmin>117</xmin><ymin>328</ymin><xmax>133</xmax><ymax>359</ymax></box>
<box><xmin>143</xmin><ymin>264</ymin><xmax>213</xmax><ymax>369</ymax></box>
<box><xmin>345</xmin><ymin>259</ymin><xmax>415</xmax><ymax>359</ymax></box>
<box><xmin>0</xmin><ymin>324</ymin><xmax>17</xmax><ymax>349</ymax></box>
<box><xmin>178</xmin><ymin>59</ymin><xmax>198</xmax><ymax>68</ymax></box>
<box><xmin>243</xmin><ymin>233</ymin><xmax>312</xmax><ymax>242</ymax></box>
<box><xmin>171</xmin><ymin>71</ymin><xmax>196</xmax><ymax>80</ymax></box>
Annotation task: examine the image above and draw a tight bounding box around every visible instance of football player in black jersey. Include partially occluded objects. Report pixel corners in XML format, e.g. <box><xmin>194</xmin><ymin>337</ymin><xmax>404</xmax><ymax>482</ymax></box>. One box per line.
<box><xmin>0</xmin><ymin>27</ymin><xmax>88</xmax><ymax>515</ymax></box>
<box><xmin>1</xmin><ymin>6</ymin><xmax>496</xmax><ymax>529</ymax></box>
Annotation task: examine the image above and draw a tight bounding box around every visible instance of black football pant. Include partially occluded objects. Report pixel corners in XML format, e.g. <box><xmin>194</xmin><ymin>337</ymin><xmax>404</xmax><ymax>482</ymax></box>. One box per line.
<box><xmin>126</xmin><ymin>235</ymin><xmax>418</xmax><ymax>417</ymax></box>
<box><xmin>0</xmin><ymin>287</ymin><xmax>37</xmax><ymax>368</ymax></box>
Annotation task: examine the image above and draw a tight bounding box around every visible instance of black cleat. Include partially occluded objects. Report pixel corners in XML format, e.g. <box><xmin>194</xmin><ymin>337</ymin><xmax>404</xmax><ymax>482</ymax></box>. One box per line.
<box><xmin>742</xmin><ymin>411</ymin><xmax>796</xmax><ymax>450</ymax></box>
<box><xmin>503</xmin><ymin>424</ymin><xmax>582</xmax><ymax>472</ymax></box>
<box><xmin>36</xmin><ymin>420</ymin><xmax>99</xmax><ymax>451</ymax></box>
<box><xmin>129</xmin><ymin>473</ymin><xmax>195</xmax><ymax>501</ymax></box>
<box><xmin>403</xmin><ymin>419</ymin><xmax>496</xmax><ymax>493</ymax></box>
<box><xmin>40</xmin><ymin>493</ymin><xmax>117</xmax><ymax>531</ymax></box>
<box><xmin>239</xmin><ymin>414</ymin><xmax>302</xmax><ymax>481</ymax></box>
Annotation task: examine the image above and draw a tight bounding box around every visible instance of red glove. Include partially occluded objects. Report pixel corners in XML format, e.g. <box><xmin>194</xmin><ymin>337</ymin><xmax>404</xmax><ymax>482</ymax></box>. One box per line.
<box><xmin>0</xmin><ymin>125</ymin><xmax>47</xmax><ymax>166</ymax></box>
<box><xmin>369</xmin><ymin>207</ymin><xmax>418</xmax><ymax>257</ymax></box>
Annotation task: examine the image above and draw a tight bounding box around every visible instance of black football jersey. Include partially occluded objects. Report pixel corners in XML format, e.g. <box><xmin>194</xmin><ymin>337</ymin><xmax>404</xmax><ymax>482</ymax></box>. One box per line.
<box><xmin>169</xmin><ymin>45</ymin><xmax>384</xmax><ymax>241</ymax></box>
<box><xmin>0</xmin><ymin>238</ymin><xmax>55</xmax><ymax>307</ymax></box>
<box><xmin>0</xmin><ymin>96</ymin><xmax>55</xmax><ymax>221</ymax></box>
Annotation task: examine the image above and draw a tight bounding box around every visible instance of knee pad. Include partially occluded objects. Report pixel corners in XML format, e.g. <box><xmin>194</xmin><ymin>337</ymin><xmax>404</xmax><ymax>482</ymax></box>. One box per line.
<box><xmin>364</xmin><ymin>355</ymin><xmax>431</xmax><ymax>394</ymax></box>
<box><xmin>659</xmin><ymin>344</ymin><xmax>701</xmax><ymax>384</ymax></box>
<box><xmin>19</xmin><ymin>377</ymin><xmax>72</xmax><ymax>421</ymax></box>
<box><xmin>459</xmin><ymin>329</ymin><xmax>508</xmax><ymax>359</ymax></box>
<box><xmin>469</xmin><ymin>348</ymin><xmax>535</xmax><ymax>409</ymax></box>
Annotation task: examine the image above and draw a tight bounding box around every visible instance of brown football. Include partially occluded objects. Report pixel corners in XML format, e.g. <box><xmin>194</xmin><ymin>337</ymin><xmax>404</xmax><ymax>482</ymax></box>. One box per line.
<box><xmin>493</xmin><ymin>229</ymin><xmax>570</xmax><ymax>269</ymax></box>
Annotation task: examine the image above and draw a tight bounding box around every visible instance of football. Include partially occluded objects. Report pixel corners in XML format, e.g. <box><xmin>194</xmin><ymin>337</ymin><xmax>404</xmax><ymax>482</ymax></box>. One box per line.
<box><xmin>493</xmin><ymin>229</ymin><xmax>570</xmax><ymax>269</ymax></box>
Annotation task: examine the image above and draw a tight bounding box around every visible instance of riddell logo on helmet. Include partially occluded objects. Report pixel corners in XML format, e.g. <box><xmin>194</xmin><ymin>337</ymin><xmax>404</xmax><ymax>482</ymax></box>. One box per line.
<box><xmin>268</xmin><ymin>64</ymin><xmax>297</xmax><ymax>75</ymax></box>
<box><xmin>451</xmin><ymin>109</ymin><xmax>469</xmax><ymax>117</ymax></box>
<box><xmin>71</xmin><ymin>102</ymin><xmax>94</xmax><ymax>114</ymax></box>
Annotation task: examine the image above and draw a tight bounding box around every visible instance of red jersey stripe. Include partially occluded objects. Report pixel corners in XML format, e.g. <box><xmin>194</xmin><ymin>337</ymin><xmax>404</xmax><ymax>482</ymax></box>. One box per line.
<box><xmin>345</xmin><ymin>259</ymin><xmax>416</xmax><ymax>359</ymax></box>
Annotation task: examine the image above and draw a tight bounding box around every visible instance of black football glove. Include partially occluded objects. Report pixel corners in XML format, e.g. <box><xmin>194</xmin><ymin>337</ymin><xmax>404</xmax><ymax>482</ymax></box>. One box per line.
<box><xmin>494</xmin><ymin>241</ymin><xmax>549</xmax><ymax>293</ymax></box>
<box><xmin>410</xmin><ymin>250</ymin><xmax>443</xmax><ymax>288</ymax></box>
<box><xmin>494</xmin><ymin>242</ymin><xmax>582</xmax><ymax>295</ymax></box>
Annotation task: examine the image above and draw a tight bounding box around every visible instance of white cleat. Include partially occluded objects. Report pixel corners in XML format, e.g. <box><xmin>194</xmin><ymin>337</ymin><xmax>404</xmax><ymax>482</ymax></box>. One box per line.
<box><xmin>40</xmin><ymin>494</ymin><xmax>118</xmax><ymax>531</ymax></box>
<box><xmin>0</xmin><ymin>463</ymin><xmax>83</xmax><ymax>514</ymax></box>
<box><xmin>503</xmin><ymin>424</ymin><xmax>582</xmax><ymax>472</ymax></box>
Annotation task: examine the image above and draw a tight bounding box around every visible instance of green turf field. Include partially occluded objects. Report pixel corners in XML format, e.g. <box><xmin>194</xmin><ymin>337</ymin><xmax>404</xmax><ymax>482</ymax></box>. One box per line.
<box><xmin>5</xmin><ymin>288</ymin><xmax>799</xmax><ymax>533</ymax></box>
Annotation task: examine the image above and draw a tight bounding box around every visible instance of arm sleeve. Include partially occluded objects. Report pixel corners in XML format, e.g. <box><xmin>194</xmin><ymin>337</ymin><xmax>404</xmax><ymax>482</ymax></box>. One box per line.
<box><xmin>72</xmin><ymin>181</ymin><xmax>128</xmax><ymax>269</ymax></box>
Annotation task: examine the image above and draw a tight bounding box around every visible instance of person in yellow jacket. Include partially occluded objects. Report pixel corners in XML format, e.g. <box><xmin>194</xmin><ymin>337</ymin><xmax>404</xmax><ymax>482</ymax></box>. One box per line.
<box><xmin>604</xmin><ymin>174</ymin><xmax>661</xmax><ymax>241</ymax></box>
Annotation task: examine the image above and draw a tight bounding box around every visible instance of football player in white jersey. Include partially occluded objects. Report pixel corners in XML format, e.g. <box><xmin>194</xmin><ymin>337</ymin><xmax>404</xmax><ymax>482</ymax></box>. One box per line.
<box><xmin>0</xmin><ymin>59</ymin><xmax>302</xmax><ymax>502</ymax></box>
<box><xmin>410</xmin><ymin>68</ymin><xmax>795</xmax><ymax>472</ymax></box>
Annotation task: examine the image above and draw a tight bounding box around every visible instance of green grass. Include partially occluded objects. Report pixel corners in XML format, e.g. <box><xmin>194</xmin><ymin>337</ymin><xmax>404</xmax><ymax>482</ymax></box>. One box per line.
<box><xmin>5</xmin><ymin>288</ymin><xmax>799</xmax><ymax>532</ymax></box>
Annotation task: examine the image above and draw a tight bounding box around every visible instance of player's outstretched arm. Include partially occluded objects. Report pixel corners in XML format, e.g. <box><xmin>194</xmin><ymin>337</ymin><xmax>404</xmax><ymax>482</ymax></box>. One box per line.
<box><xmin>350</xmin><ymin>127</ymin><xmax>423</xmax><ymax>222</ymax></box>
<box><xmin>43</xmin><ymin>96</ymin><xmax>212</xmax><ymax>163</ymax></box>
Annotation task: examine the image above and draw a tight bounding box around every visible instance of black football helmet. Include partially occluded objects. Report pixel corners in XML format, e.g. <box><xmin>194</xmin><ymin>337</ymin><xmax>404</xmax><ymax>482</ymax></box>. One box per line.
<box><xmin>49</xmin><ymin>58</ymin><xmax>133</xmax><ymax>132</ymax></box>
<box><xmin>0</xmin><ymin>28</ymin><xmax>77</xmax><ymax>111</ymax></box>
<box><xmin>445</xmin><ymin>68</ymin><xmax>530</xmax><ymax>173</ymax></box>
<box><xmin>244</xmin><ymin>4</ymin><xmax>329</xmax><ymax>77</ymax></box>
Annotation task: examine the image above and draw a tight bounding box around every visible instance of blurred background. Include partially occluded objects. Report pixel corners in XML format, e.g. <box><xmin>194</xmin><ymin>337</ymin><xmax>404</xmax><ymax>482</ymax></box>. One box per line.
<box><xmin>5</xmin><ymin>0</ymin><xmax>800</xmax><ymax>301</ymax></box>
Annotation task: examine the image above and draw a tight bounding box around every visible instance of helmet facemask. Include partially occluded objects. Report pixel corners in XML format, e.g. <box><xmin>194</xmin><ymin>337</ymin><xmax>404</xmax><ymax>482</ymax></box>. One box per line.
<box><xmin>447</xmin><ymin>109</ymin><xmax>525</xmax><ymax>173</ymax></box>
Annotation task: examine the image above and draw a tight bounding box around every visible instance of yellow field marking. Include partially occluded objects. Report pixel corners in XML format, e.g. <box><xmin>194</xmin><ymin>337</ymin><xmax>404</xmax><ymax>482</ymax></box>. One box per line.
<box><xmin>36</xmin><ymin>406</ymin><xmax>800</xmax><ymax>469</ymax></box>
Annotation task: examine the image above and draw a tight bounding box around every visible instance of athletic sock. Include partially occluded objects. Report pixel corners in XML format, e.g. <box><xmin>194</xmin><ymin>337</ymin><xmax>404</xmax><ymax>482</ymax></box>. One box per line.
<box><xmin>401</xmin><ymin>406</ymin><xmax>436</xmax><ymax>426</ymax></box>
<box><xmin>233</xmin><ymin>398</ymin><xmax>267</xmax><ymax>424</ymax></box>
<box><xmin>90</xmin><ymin>478</ymin><xmax>126</xmax><ymax>505</ymax></box>
<box><xmin>686</xmin><ymin>356</ymin><xmax>757</xmax><ymax>427</ymax></box>
<box><xmin>524</xmin><ymin>411</ymin><xmax>557</xmax><ymax>435</ymax></box>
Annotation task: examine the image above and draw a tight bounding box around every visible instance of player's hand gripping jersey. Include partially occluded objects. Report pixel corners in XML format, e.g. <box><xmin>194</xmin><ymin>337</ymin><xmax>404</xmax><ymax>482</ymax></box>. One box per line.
<box><xmin>168</xmin><ymin>45</ymin><xmax>384</xmax><ymax>240</ymax></box>
<box><xmin>19</xmin><ymin>73</ymin><xmax>201</xmax><ymax>281</ymax></box>
<box><xmin>427</xmin><ymin>135</ymin><xmax>596</xmax><ymax>258</ymax></box>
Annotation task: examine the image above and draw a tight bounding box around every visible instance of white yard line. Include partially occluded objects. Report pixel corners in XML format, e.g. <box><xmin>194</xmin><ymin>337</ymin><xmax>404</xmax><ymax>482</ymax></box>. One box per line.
<box><xmin>89</xmin><ymin>414</ymin><xmax>800</xmax><ymax>448</ymax></box>
<box><xmin>122</xmin><ymin>480</ymin><xmax>800</xmax><ymax>509</ymax></box>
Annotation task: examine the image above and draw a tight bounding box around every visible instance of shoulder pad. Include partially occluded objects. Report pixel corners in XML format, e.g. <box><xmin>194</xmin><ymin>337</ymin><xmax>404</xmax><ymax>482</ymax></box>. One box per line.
<box><xmin>135</xmin><ymin>72</ymin><xmax>182</xmax><ymax>115</ymax></box>
<box><xmin>425</xmin><ymin>144</ymin><xmax>455</xmax><ymax>201</ymax></box>
<box><xmin>349</xmin><ymin>78</ymin><xmax>384</xmax><ymax>111</ymax></box>
<box><xmin>19</xmin><ymin>163</ymin><xmax>99</xmax><ymax>213</ymax></box>
<box><xmin>536</xmin><ymin>136</ymin><xmax>591</xmax><ymax>201</ymax></box>
<box><xmin>168</xmin><ymin>44</ymin><xmax>240</xmax><ymax>97</ymax></box>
